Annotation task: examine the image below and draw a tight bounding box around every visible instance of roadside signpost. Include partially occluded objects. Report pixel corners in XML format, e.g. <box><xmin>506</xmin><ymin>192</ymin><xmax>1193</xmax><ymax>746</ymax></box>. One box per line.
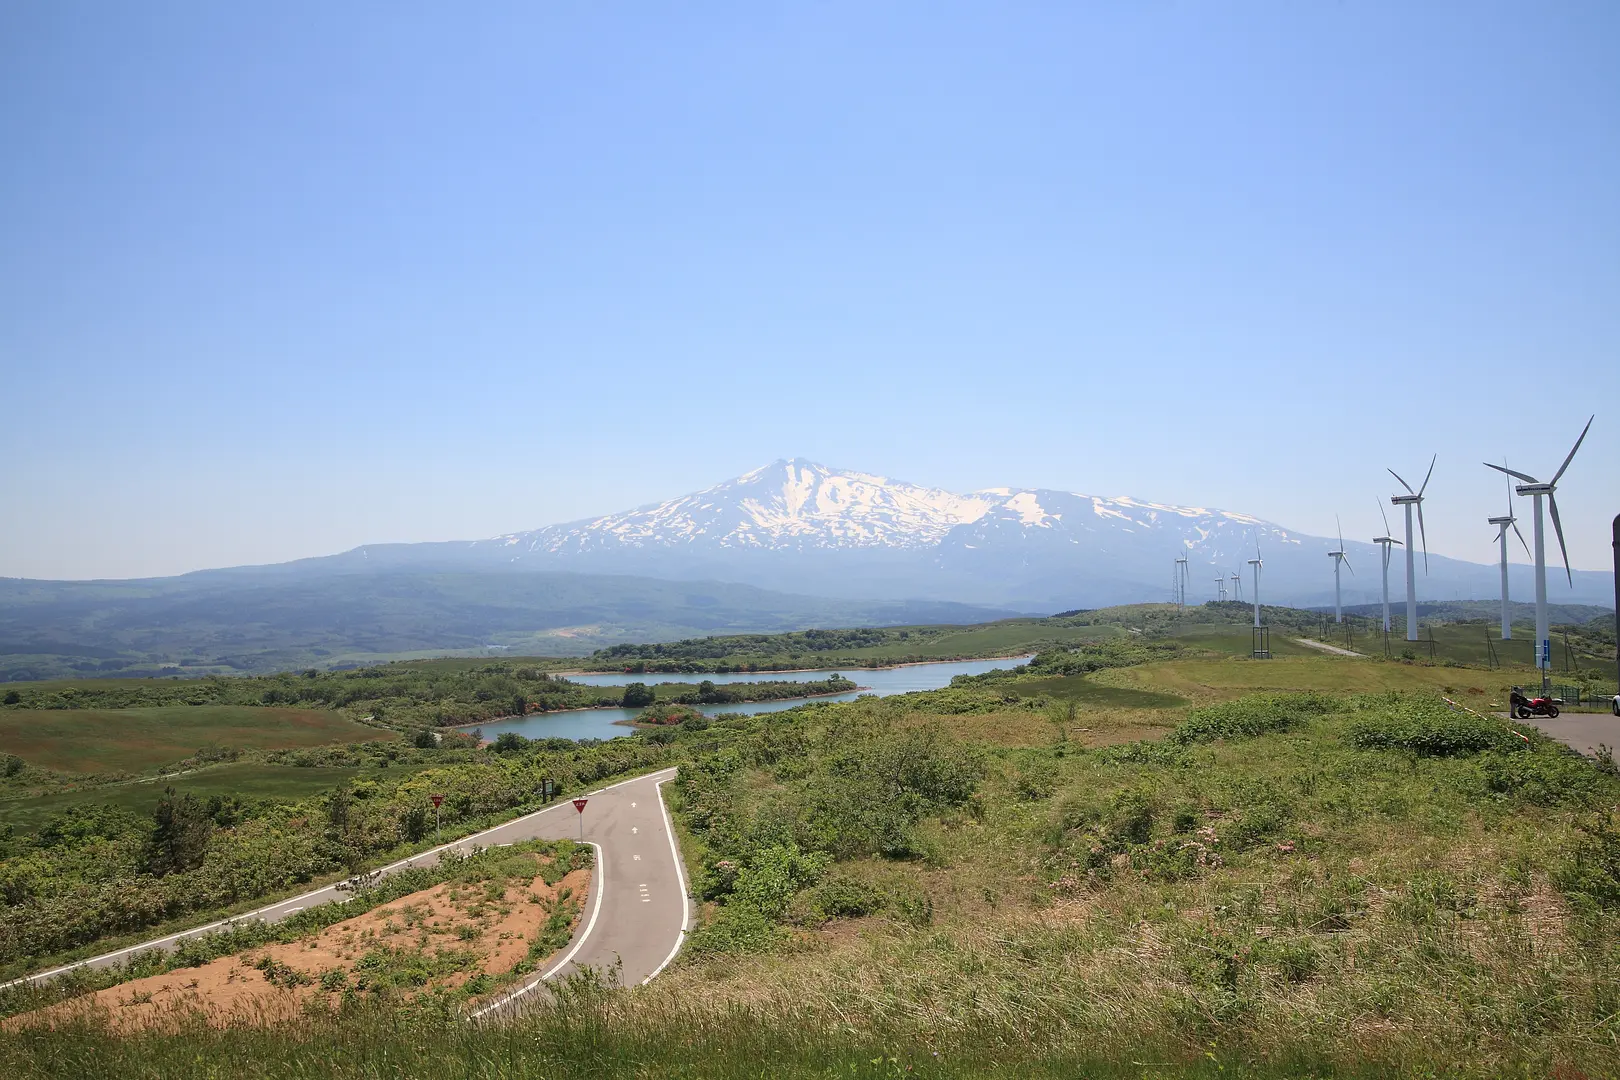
<box><xmin>573</xmin><ymin>797</ymin><xmax>588</xmax><ymax>840</ymax></box>
<box><xmin>430</xmin><ymin>794</ymin><xmax>444</xmax><ymax>841</ymax></box>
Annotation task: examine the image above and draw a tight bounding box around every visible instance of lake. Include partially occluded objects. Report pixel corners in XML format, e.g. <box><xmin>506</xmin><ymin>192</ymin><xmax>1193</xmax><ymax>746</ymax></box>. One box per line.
<box><xmin>472</xmin><ymin>655</ymin><xmax>1031</xmax><ymax>743</ymax></box>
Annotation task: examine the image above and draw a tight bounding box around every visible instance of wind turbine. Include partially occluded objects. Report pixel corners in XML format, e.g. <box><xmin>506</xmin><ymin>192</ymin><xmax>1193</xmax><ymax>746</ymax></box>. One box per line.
<box><xmin>1372</xmin><ymin>502</ymin><xmax>1403</xmax><ymax>634</ymax></box>
<box><xmin>1214</xmin><ymin>576</ymin><xmax>1226</xmax><ymax>602</ymax></box>
<box><xmin>1247</xmin><ymin>541</ymin><xmax>1262</xmax><ymax>628</ymax></box>
<box><xmin>1388</xmin><ymin>455</ymin><xmax>1435</xmax><ymax>643</ymax></box>
<box><xmin>1173</xmin><ymin>555</ymin><xmax>1189</xmax><ymax>607</ymax></box>
<box><xmin>1247</xmin><ymin>538</ymin><xmax>1269</xmax><ymax>658</ymax></box>
<box><xmin>1485</xmin><ymin>461</ymin><xmax>1530</xmax><ymax>642</ymax></box>
<box><xmin>1485</xmin><ymin>415</ymin><xmax>1594</xmax><ymax>692</ymax></box>
<box><xmin>1230</xmin><ymin>571</ymin><xmax>1243</xmax><ymax>603</ymax></box>
<box><xmin>1327</xmin><ymin>515</ymin><xmax>1354</xmax><ymax>624</ymax></box>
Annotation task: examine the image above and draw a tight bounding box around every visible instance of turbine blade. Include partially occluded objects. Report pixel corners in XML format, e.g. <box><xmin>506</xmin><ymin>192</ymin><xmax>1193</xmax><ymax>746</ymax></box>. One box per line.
<box><xmin>1418</xmin><ymin>454</ymin><xmax>1436</xmax><ymax>497</ymax></box>
<box><xmin>1388</xmin><ymin>468</ymin><xmax>1415</xmax><ymax>495</ymax></box>
<box><xmin>1484</xmin><ymin>462</ymin><xmax>1539</xmax><ymax>485</ymax></box>
<box><xmin>1503</xmin><ymin>462</ymin><xmax>1513</xmax><ymax>518</ymax></box>
<box><xmin>1548</xmin><ymin>494</ymin><xmax>1573</xmax><ymax>586</ymax></box>
<box><xmin>1337</xmin><ymin>514</ymin><xmax>1344</xmax><ymax>548</ymax></box>
<box><xmin>1379</xmin><ymin>500</ymin><xmax>1391</xmax><ymax>534</ymax></box>
<box><xmin>1344</xmin><ymin>555</ymin><xmax>1354</xmax><ymax>576</ymax></box>
<box><xmin>1511</xmin><ymin>520</ymin><xmax>1530</xmax><ymax>559</ymax></box>
<box><xmin>1550</xmin><ymin>414</ymin><xmax>1594</xmax><ymax>486</ymax></box>
<box><xmin>1416</xmin><ymin>501</ymin><xmax>1429</xmax><ymax>574</ymax></box>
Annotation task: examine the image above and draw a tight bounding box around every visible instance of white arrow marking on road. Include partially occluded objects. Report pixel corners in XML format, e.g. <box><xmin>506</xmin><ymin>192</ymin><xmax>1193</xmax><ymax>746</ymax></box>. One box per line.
<box><xmin>631</xmin><ymin>802</ymin><xmax>637</xmax><ymax>808</ymax></box>
<box><xmin>631</xmin><ymin>827</ymin><xmax>638</xmax><ymax>834</ymax></box>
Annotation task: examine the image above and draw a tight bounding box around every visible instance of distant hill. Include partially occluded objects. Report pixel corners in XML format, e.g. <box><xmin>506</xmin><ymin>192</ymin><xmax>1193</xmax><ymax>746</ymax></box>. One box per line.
<box><xmin>0</xmin><ymin>571</ymin><xmax>1013</xmax><ymax>681</ymax></box>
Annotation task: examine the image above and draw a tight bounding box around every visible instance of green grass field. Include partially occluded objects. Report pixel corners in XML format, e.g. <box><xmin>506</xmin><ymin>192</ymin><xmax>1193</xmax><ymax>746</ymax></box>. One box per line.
<box><xmin>0</xmin><ymin>762</ymin><xmax>419</xmax><ymax>833</ymax></box>
<box><xmin>1165</xmin><ymin>624</ymin><xmax>1321</xmax><ymax>657</ymax></box>
<box><xmin>0</xmin><ymin>706</ymin><xmax>391</xmax><ymax>775</ymax></box>
<box><xmin>1014</xmin><ymin>673</ymin><xmax>1187</xmax><ymax>709</ymax></box>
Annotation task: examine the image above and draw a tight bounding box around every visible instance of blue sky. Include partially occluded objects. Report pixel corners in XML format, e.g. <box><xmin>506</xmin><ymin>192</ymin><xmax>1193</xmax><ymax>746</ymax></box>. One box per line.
<box><xmin>2</xmin><ymin>2</ymin><xmax>1616</xmax><ymax>580</ymax></box>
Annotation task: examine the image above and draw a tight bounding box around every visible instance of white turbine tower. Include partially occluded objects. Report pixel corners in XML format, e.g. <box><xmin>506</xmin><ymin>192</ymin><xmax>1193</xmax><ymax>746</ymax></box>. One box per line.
<box><xmin>1327</xmin><ymin>515</ymin><xmax>1354</xmax><ymax>624</ymax></box>
<box><xmin>1214</xmin><ymin>576</ymin><xmax>1226</xmax><ymax>602</ymax></box>
<box><xmin>1485</xmin><ymin>462</ymin><xmax>1531</xmax><ymax>642</ymax></box>
<box><xmin>1372</xmin><ymin>502</ymin><xmax>1403</xmax><ymax>635</ymax></box>
<box><xmin>1388</xmin><ymin>455</ymin><xmax>1435</xmax><ymax>642</ymax></box>
<box><xmin>1231</xmin><ymin>572</ymin><xmax>1243</xmax><ymax>603</ymax></box>
<box><xmin>1247</xmin><ymin>538</ymin><xmax>1269</xmax><ymax>658</ymax></box>
<box><xmin>1485</xmin><ymin>415</ymin><xmax>1594</xmax><ymax>693</ymax></box>
<box><xmin>1173</xmin><ymin>555</ymin><xmax>1190</xmax><ymax>607</ymax></box>
<box><xmin>1248</xmin><ymin>541</ymin><xmax>1263</xmax><ymax>626</ymax></box>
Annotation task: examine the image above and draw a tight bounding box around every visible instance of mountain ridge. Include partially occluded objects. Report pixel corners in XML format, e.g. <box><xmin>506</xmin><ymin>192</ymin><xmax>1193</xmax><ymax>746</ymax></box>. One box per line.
<box><xmin>446</xmin><ymin>458</ymin><xmax>1611</xmax><ymax>610</ymax></box>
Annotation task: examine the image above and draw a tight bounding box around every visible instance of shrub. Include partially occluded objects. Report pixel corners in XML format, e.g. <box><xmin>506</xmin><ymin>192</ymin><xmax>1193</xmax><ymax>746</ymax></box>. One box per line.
<box><xmin>1555</xmin><ymin>812</ymin><xmax>1620</xmax><ymax>912</ymax></box>
<box><xmin>1169</xmin><ymin>693</ymin><xmax>1337</xmax><ymax>745</ymax></box>
<box><xmin>1012</xmin><ymin>757</ymin><xmax>1059</xmax><ymax>801</ymax></box>
<box><xmin>1348</xmin><ymin>698</ymin><xmax>1522</xmax><ymax>757</ymax></box>
<box><xmin>802</xmin><ymin>874</ymin><xmax>886</xmax><ymax>921</ymax></box>
<box><xmin>492</xmin><ymin>732</ymin><xmax>528</xmax><ymax>754</ymax></box>
<box><xmin>1477</xmin><ymin>748</ymin><xmax>1602</xmax><ymax>807</ymax></box>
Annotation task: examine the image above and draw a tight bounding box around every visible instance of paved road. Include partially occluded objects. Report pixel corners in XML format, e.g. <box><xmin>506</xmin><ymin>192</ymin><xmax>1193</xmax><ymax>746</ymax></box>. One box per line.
<box><xmin>1521</xmin><ymin>713</ymin><xmax>1620</xmax><ymax>757</ymax></box>
<box><xmin>1293</xmin><ymin>638</ymin><xmax>1364</xmax><ymax>658</ymax></box>
<box><xmin>4</xmin><ymin>767</ymin><xmax>691</xmax><ymax>1008</ymax></box>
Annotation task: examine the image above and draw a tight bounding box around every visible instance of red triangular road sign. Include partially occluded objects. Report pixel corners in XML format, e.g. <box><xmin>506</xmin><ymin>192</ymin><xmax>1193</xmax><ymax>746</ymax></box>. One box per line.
<box><xmin>572</xmin><ymin>798</ymin><xmax>588</xmax><ymax>813</ymax></box>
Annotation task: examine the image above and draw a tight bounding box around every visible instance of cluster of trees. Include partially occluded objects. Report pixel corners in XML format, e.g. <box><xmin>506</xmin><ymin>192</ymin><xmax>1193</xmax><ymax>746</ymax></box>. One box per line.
<box><xmin>0</xmin><ymin>664</ymin><xmax>627</xmax><ymax>734</ymax></box>
<box><xmin>590</xmin><ymin>627</ymin><xmax>930</xmax><ymax>671</ymax></box>
<box><xmin>620</xmin><ymin>675</ymin><xmax>857</xmax><ymax>708</ymax></box>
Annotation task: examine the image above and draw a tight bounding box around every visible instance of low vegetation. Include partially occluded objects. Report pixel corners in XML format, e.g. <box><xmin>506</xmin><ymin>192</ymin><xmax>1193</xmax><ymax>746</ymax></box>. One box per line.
<box><xmin>2</xmin><ymin>604</ymin><xmax>1619</xmax><ymax>1075</ymax></box>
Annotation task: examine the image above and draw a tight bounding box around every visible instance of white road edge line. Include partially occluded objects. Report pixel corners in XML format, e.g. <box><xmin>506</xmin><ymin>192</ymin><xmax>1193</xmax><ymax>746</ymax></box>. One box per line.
<box><xmin>467</xmin><ymin>839</ymin><xmax>605</xmax><ymax>1021</ymax></box>
<box><xmin>0</xmin><ymin>767</ymin><xmax>675</xmax><ymax>992</ymax></box>
<box><xmin>641</xmin><ymin>776</ymin><xmax>692</xmax><ymax>985</ymax></box>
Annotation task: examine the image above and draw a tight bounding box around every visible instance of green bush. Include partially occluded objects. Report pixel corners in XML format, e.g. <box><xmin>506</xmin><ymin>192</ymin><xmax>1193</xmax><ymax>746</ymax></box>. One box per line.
<box><xmin>1555</xmin><ymin>812</ymin><xmax>1620</xmax><ymax>913</ymax></box>
<box><xmin>1348</xmin><ymin>698</ymin><xmax>1522</xmax><ymax>757</ymax></box>
<box><xmin>1477</xmin><ymin>748</ymin><xmax>1602</xmax><ymax>807</ymax></box>
<box><xmin>1169</xmin><ymin>693</ymin><xmax>1337</xmax><ymax>745</ymax></box>
<box><xmin>798</xmin><ymin>874</ymin><xmax>886</xmax><ymax>922</ymax></box>
<box><xmin>1012</xmin><ymin>757</ymin><xmax>1059</xmax><ymax>801</ymax></box>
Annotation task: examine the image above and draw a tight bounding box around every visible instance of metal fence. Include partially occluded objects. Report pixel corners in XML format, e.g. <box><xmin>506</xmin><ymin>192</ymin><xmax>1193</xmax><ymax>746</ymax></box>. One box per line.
<box><xmin>1553</xmin><ymin>684</ymin><xmax>1618</xmax><ymax>707</ymax></box>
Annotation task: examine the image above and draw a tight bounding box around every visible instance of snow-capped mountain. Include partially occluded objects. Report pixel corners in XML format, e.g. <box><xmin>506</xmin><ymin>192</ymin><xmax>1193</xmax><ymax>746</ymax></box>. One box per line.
<box><xmin>492</xmin><ymin>459</ymin><xmax>1284</xmax><ymax>560</ymax></box>
<box><xmin>466</xmin><ymin>459</ymin><xmax>1612</xmax><ymax>610</ymax></box>
<box><xmin>499</xmin><ymin>460</ymin><xmax>997</xmax><ymax>553</ymax></box>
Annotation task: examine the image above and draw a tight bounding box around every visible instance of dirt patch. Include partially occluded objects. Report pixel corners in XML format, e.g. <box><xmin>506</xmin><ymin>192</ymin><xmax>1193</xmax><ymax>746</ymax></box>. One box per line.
<box><xmin>13</xmin><ymin>863</ymin><xmax>589</xmax><ymax>1032</ymax></box>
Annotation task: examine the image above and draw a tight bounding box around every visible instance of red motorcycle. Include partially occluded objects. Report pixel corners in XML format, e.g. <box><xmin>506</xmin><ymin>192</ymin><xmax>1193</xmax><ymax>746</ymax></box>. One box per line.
<box><xmin>1510</xmin><ymin>687</ymin><xmax>1562</xmax><ymax>719</ymax></box>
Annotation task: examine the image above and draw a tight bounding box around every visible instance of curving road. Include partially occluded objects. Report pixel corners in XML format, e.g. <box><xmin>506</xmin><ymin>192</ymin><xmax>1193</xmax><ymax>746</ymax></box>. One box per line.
<box><xmin>4</xmin><ymin>767</ymin><xmax>691</xmax><ymax>1008</ymax></box>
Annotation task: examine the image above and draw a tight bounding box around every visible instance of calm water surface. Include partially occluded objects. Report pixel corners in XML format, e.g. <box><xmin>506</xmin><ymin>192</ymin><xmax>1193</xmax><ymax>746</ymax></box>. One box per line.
<box><xmin>473</xmin><ymin>655</ymin><xmax>1030</xmax><ymax>743</ymax></box>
